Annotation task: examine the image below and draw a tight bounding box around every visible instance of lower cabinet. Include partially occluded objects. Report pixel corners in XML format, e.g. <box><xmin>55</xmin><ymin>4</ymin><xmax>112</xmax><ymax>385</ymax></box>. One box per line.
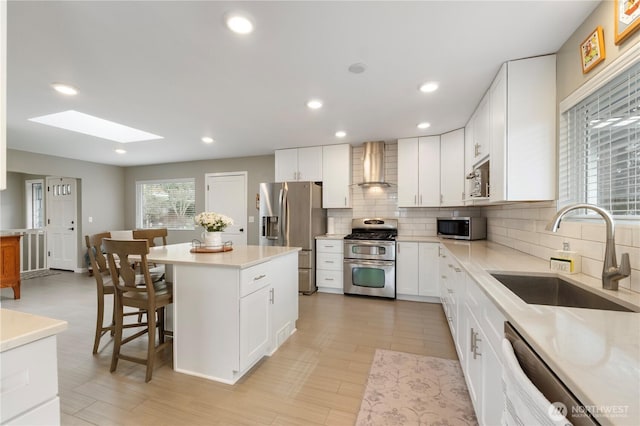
<box><xmin>439</xmin><ymin>245</ymin><xmax>505</xmax><ymax>426</ymax></box>
<box><xmin>316</xmin><ymin>238</ymin><xmax>343</xmax><ymax>293</ymax></box>
<box><xmin>396</xmin><ymin>241</ymin><xmax>439</xmax><ymax>300</ymax></box>
<box><xmin>239</xmin><ymin>283</ymin><xmax>271</xmax><ymax>371</ymax></box>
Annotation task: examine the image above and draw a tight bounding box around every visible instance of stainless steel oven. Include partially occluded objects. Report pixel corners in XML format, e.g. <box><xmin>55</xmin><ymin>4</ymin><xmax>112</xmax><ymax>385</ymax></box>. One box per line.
<box><xmin>343</xmin><ymin>219</ymin><xmax>397</xmax><ymax>299</ymax></box>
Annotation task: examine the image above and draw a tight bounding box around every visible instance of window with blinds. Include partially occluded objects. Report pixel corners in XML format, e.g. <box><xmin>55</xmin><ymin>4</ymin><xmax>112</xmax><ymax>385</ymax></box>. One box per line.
<box><xmin>559</xmin><ymin>60</ymin><xmax>639</xmax><ymax>218</ymax></box>
<box><xmin>136</xmin><ymin>178</ymin><xmax>196</xmax><ymax>229</ymax></box>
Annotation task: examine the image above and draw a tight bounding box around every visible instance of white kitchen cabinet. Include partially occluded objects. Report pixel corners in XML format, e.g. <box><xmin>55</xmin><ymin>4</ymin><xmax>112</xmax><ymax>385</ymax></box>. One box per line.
<box><xmin>275</xmin><ymin>146</ymin><xmax>323</xmax><ymax>182</ymax></box>
<box><xmin>239</xmin><ymin>282</ymin><xmax>271</xmax><ymax>371</ymax></box>
<box><xmin>439</xmin><ymin>247</ymin><xmax>466</xmax><ymax>361</ymax></box>
<box><xmin>464</xmin><ymin>118</ymin><xmax>475</xmax><ymax>175</ymax></box>
<box><xmin>0</xmin><ymin>336</ymin><xmax>61</xmax><ymax>425</ymax></box>
<box><xmin>469</xmin><ymin>94</ymin><xmax>490</xmax><ymax>165</ymax></box>
<box><xmin>489</xmin><ymin>55</ymin><xmax>556</xmax><ymax>202</ymax></box>
<box><xmin>316</xmin><ymin>238</ymin><xmax>343</xmax><ymax>293</ymax></box>
<box><xmin>397</xmin><ymin>137</ymin><xmax>440</xmax><ymax>207</ymax></box>
<box><xmin>440</xmin><ymin>128</ymin><xmax>465</xmax><ymax>206</ymax></box>
<box><xmin>269</xmin><ymin>253</ymin><xmax>298</xmax><ymax>350</ymax></box>
<box><xmin>322</xmin><ymin>144</ymin><xmax>352</xmax><ymax>208</ymax></box>
<box><xmin>396</xmin><ymin>241</ymin><xmax>439</xmax><ymax>300</ymax></box>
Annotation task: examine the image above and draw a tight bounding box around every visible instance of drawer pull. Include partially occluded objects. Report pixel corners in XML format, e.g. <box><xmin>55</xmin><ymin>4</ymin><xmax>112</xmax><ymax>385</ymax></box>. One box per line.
<box><xmin>324</xmin><ymin>245</ymin><xmax>334</xmax><ymax>248</ymax></box>
<box><xmin>253</xmin><ymin>274</ymin><xmax>267</xmax><ymax>281</ymax></box>
<box><xmin>325</xmin><ymin>278</ymin><xmax>334</xmax><ymax>281</ymax></box>
<box><xmin>325</xmin><ymin>260</ymin><xmax>334</xmax><ymax>264</ymax></box>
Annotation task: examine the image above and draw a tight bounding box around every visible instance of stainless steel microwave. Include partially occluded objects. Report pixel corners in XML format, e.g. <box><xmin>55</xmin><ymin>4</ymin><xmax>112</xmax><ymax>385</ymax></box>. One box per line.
<box><xmin>437</xmin><ymin>217</ymin><xmax>487</xmax><ymax>240</ymax></box>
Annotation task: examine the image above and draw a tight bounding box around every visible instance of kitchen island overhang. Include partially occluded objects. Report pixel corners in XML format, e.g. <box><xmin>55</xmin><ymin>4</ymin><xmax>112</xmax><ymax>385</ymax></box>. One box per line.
<box><xmin>147</xmin><ymin>243</ymin><xmax>301</xmax><ymax>384</ymax></box>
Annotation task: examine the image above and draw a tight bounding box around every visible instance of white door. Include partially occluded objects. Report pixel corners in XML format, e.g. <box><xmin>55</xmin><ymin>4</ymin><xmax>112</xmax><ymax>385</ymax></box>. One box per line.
<box><xmin>46</xmin><ymin>177</ymin><xmax>77</xmax><ymax>271</ymax></box>
<box><xmin>205</xmin><ymin>172</ymin><xmax>247</xmax><ymax>247</ymax></box>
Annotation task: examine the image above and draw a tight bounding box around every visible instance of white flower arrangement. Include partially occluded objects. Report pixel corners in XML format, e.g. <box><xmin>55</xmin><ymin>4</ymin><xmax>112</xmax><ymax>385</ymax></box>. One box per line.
<box><xmin>194</xmin><ymin>212</ymin><xmax>234</xmax><ymax>232</ymax></box>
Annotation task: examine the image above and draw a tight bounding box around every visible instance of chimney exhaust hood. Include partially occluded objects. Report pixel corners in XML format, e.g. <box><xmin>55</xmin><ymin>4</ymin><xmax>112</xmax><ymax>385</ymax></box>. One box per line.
<box><xmin>358</xmin><ymin>141</ymin><xmax>390</xmax><ymax>187</ymax></box>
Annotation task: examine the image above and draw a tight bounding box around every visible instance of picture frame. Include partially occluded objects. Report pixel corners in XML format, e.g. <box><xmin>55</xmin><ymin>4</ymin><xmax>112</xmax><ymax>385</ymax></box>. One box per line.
<box><xmin>614</xmin><ymin>0</ymin><xmax>640</xmax><ymax>45</ymax></box>
<box><xmin>580</xmin><ymin>26</ymin><xmax>606</xmax><ymax>74</ymax></box>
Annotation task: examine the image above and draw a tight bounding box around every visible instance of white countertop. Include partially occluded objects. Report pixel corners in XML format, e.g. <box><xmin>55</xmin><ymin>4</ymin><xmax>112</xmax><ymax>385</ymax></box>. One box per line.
<box><xmin>0</xmin><ymin>309</ymin><xmax>68</xmax><ymax>352</ymax></box>
<box><xmin>395</xmin><ymin>235</ymin><xmax>441</xmax><ymax>243</ymax></box>
<box><xmin>441</xmin><ymin>240</ymin><xmax>640</xmax><ymax>426</ymax></box>
<box><xmin>316</xmin><ymin>234</ymin><xmax>346</xmax><ymax>240</ymax></box>
<box><xmin>147</xmin><ymin>243</ymin><xmax>300</xmax><ymax>268</ymax></box>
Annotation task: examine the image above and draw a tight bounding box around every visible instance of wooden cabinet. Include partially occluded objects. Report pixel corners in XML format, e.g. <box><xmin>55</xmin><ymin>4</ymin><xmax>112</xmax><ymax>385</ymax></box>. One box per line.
<box><xmin>322</xmin><ymin>144</ymin><xmax>352</xmax><ymax>208</ymax></box>
<box><xmin>397</xmin><ymin>137</ymin><xmax>440</xmax><ymax>207</ymax></box>
<box><xmin>275</xmin><ymin>146</ymin><xmax>323</xmax><ymax>182</ymax></box>
<box><xmin>489</xmin><ymin>55</ymin><xmax>556</xmax><ymax>202</ymax></box>
<box><xmin>440</xmin><ymin>128</ymin><xmax>465</xmax><ymax>206</ymax></box>
<box><xmin>316</xmin><ymin>238</ymin><xmax>343</xmax><ymax>293</ymax></box>
<box><xmin>396</xmin><ymin>241</ymin><xmax>439</xmax><ymax>300</ymax></box>
<box><xmin>1</xmin><ymin>235</ymin><xmax>21</xmax><ymax>299</ymax></box>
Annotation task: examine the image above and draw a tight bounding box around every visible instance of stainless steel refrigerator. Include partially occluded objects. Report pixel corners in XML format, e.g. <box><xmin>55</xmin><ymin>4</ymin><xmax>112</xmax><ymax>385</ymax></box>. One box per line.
<box><xmin>259</xmin><ymin>181</ymin><xmax>326</xmax><ymax>294</ymax></box>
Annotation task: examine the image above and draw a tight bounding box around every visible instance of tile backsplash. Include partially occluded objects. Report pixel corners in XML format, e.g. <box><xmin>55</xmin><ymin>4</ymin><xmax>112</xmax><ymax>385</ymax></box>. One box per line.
<box><xmin>327</xmin><ymin>141</ymin><xmax>640</xmax><ymax>293</ymax></box>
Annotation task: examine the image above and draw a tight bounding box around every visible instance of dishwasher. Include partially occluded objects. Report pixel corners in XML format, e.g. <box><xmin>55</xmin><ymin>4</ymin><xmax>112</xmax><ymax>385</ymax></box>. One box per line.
<box><xmin>503</xmin><ymin>322</ymin><xmax>599</xmax><ymax>426</ymax></box>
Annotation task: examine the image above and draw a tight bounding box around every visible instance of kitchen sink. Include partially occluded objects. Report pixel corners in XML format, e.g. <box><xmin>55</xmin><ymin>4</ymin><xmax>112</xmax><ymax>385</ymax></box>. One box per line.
<box><xmin>490</xmin><ymin>274</ymin><xmax>636</xmax><ymax>312</ymax></box>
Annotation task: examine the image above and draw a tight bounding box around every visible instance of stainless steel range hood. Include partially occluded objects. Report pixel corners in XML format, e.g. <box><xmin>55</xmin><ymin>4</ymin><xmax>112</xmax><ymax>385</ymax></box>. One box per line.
<box><xmin>358</xmin><ymin>141</ymin><xmax>390</xmax><ymax>187</ymax></box>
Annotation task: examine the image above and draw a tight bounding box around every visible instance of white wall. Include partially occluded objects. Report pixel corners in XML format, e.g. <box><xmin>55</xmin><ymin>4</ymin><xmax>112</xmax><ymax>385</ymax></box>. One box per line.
<box><xmin>7</xmin><ymin>149</ymin><xmax>126</xmax><ymax>269</ymax></box>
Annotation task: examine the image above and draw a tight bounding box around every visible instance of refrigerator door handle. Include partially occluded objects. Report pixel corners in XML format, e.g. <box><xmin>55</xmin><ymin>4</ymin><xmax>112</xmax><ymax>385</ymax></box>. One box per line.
<box><xmin>279</xmin><ymin>186</ymin><xmax>288</xmax><ymax>246</ymax></box>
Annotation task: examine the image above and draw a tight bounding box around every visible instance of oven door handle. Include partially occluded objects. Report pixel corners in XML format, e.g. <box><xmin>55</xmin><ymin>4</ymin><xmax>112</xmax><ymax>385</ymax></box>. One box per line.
<box><xmin>343</xmin><ymin>259</ymin><xmax>395</xmax><ymax>267</ymax></box>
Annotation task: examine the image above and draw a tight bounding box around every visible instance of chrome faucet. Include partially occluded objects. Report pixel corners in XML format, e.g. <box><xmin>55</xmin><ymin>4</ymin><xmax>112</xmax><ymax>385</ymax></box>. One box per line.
<box><xmin>546</xmin><ymin>203</ymin><xmax>630</xmax><ymax>291</ymax></box>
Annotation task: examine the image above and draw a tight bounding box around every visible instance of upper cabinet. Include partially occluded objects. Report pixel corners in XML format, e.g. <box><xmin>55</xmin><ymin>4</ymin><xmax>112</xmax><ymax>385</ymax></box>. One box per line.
<box><xmin>469</xmin><ymin>94</ymin><xmax>491</xmax><ymax>166</ymax></box>
<box><xmin>440</xmin><ymin>129</ymin><xmax>465</xmax><ymax>206</ymax></box>
<box><xmin>489</xmin><ymin>55</ymin><xmax>556</xmax><ymax>202</ymax></box>
<box><xmin>398</xmin><ymin>136</ymin><xmax>440</xmax><ymax>207</ymax></box>
<box><xmin>275</xmin><ymin>146</ymin><xmax>323</xmax><ymax>182</ymax></box>
<box><xmin>322</xmin><ymin>144</ymin><xmax>352</xmax><ymax>208</ymax></box>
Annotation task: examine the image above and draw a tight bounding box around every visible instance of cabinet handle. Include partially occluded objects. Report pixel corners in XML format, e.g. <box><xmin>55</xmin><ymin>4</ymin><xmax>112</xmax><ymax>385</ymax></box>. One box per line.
<box><xmin>344</xmin><ymin>197</ymin><xmax>347</xmax><ymax>206</ymax></box>
<box><xmin>414</xmin><ymin>195</ymin><xmax>417</xmax><ymax>205</ymax></box>
<box><xmin>324</xmin><ymin>245</ymin><xmax>334</xmax><ymax>248</ymax></box>
<box><xmin>254</xmin><ymin>274</ymin><xmax>267</xmax><ymax>281</ymax></box>
<box><xmin>325</xmin><ymin>277</ymin><xmax>334</xmax><ymax>281</ymax></box>
<box><xmin>420</xmin><ymin>194</ymin><xmax>423</xmax><ymax>205</ymax></box>
<box><xmin>440</xmin><ymin>194</ymin><xmax>443</xmax><ymax>204</ymax></box>
<box><xmin>441</xmin><ymin>275</ymin><xmax>447</xmax><ymax>279</ymax></box>
<box><xmin>454</xmin><ymin>268</ymin><xmax>462</xmax><ymax>273</ymax></box>
<box><xmin>325</xmin><ymin>261</ymin><xmax>334</xmax><ymax>264</ymax></box>
<box><xmin>447</xmin><ymin>289</ymin><xmax>454</xmax><ymax>294</ymax></box>
<box><xmin>270</xmin><ymin>288</ymin><xmax>274</xmax><ymax>304</ymax></box>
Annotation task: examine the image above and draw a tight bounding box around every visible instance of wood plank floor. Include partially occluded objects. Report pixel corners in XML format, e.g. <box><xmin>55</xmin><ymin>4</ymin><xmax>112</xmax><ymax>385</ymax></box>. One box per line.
<box><xmin>1</xmin><ymin>272</ymin><xmax>457</xmax><ymax>425</ymax></box>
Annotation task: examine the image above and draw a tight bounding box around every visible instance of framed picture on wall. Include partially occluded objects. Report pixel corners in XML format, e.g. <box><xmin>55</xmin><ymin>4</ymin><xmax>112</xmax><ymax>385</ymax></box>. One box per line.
<box><xmin>615</xmin><ymin>0</ymin><xmax>640</xmax><ymax>44</ymax></box>
<box><xmin>580</xmin><ymin>26</ymin><xmax>606</xmax><ymax>74</ymax></box>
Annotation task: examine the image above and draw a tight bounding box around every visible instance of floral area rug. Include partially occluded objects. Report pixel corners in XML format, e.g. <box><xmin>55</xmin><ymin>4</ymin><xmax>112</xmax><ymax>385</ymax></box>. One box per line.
<box><xmin>356</xmin><ymin>349</ymin><xmax>478</xmax><ymax>426</ymax></box>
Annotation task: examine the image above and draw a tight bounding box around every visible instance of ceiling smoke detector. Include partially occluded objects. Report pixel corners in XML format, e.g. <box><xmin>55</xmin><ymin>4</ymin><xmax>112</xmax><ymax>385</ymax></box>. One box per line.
<box><xmin>348</xmin><ymin>63</ymin><xmax>367</xmax><ymax>74</ymax></box>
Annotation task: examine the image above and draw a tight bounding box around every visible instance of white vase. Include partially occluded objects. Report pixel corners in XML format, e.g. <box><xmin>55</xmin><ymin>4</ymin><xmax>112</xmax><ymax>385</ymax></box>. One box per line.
<box><xmin>202</xmin><ymin>231</ymin><xmax>222</xmax><ymax>247</ymax></box>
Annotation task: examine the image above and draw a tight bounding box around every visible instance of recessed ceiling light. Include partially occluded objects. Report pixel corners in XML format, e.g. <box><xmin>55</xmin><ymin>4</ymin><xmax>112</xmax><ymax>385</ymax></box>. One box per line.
<box><xmin>202</xmin><ymin>136</ymin><xmax>214</xmax><ymax>144</ymax></box>
<box><xmin>335</xmin><ymin>131</ymin><xmax>347</xmax><ymax>138</ymax></box>
<box><xmin>115</xmin><ymin>148</ymin><xmax>126</xmax><ymax>154</ymax></box>
<box><xmin>28</xmin><ymin>110</ymin><xmax>164</xmax><ymax>143</ymax></box>
<box><xmin>419</xmin><ymin>82</ymin><xmax>439</xmax><ymax>93</ymax></box>
<box><xmin>226</xmin><ymin>14</ymin><xmax>254</xmax><ymax>34</ymax></box>
<box><xmin>417</xmin><ymin>122</ymin><xmax>431</xmax><ymax>129</ymax></box>
<box><xmin>307</xmin><ymin>99</ymin><xmax>323</xmax><ymax>110</ymax></box>
<box><xmin>51</xmin><ymin>83</ymin><xmax>78</xmax><ymax>96</ymax></box>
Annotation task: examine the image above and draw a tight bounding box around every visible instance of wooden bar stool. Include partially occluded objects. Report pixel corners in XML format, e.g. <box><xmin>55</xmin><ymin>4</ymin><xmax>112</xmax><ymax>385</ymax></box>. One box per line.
<box><xmin>103</xmin><ymin>238</ymin><xmax>173</xmax><ymax>382</ymax></box>
<box><xmin>85</xmin><ymin>232</ymin><xmax>146</xmax><ymax>354</ymax></box>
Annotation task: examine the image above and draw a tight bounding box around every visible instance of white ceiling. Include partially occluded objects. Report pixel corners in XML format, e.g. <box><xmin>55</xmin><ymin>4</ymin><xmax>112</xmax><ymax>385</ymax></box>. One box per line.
<box><xmin>7</xmin><ymin>1</ymin><xmax>600</xmax><ymax>167</ymax></box>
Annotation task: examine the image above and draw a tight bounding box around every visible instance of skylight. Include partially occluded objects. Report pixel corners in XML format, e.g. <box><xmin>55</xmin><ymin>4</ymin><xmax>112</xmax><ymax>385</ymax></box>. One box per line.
<box><xmin>28</xmin><ymin>110</ymin><xmax>163</xmax><ymax>143</ymax></box>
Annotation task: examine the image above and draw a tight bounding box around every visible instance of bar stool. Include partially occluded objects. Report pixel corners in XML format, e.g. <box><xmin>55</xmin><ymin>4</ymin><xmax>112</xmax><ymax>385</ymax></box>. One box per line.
<box><xmin>85</xmin><ymin>232</ymin><xmax>146</xmax><ymax>354</ymax></box>
<box><xmin>103</xmin><ymin>238</ymin><xmax>173</xmax><ymax>382</ymax></box>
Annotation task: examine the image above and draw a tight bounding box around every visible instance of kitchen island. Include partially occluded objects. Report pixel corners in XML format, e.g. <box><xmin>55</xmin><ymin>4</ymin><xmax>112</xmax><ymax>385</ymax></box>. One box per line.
<box><xmin>147</xmin><ymin>243</ymin><xmax>300</xmax><ymax>384</ymax></box>
<box><xmin>0</xmin><ymin>309</ymin><xmax>67</xmax><ymax>424</ymax></box>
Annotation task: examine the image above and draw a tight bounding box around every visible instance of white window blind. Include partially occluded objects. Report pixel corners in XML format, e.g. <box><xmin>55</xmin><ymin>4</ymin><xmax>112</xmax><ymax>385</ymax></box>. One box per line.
<box><xmin>559</xmin><ymin>60</ymin><xmax>640</xmax><ymax>218</ymax></box>
<box><xmin>136</xmin><ymin>179</ymin><xmax>196</xmax><ymax>230</ymax></box>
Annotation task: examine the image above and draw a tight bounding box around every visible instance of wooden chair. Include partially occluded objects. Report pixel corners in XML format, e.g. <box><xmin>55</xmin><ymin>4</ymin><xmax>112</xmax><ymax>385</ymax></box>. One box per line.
<box><xmin>85</xmin><ymin>232</ymin><xmax>146</xmax><ymax>354</ymax></box>
<box><xmin>132</xmin><ymin>228</ymin><xmax>167</xmax><ymax>247</ymax></box>
<box><xmin>103</xmin><ymin>238</ymin><xmax>173</xmax><ymax>382</ymax></box>
<box><xmin>133</xmin><ymin>228</ymin><xmax>167</xmax><ymax>281</ymax></box>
